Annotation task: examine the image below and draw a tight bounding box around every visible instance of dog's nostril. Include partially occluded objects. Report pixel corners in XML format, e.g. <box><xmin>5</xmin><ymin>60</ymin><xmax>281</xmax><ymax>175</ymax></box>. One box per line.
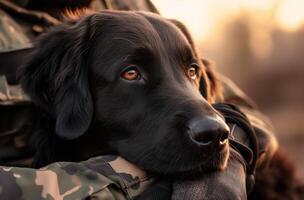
<box><xmin>192</xmin><ymin>132</ymin><xmax>214</xmax><ymax>146</ymax></box>
<box><xmin>188</xmin><ymin>116</ymin><xmax>230</xmax><ymax>148</ymax></box>
<box><xmin>219</xmin><ymin>131</ymin><xmax>229</xmax><ymax>145</ymax></box>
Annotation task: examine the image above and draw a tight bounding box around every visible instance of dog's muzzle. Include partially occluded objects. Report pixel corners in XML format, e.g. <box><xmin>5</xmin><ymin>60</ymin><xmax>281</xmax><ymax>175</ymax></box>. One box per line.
<box><xmin>187</xmin><ymin>116</ymin><xmax>230</xmax><ymax>151</ymax></box>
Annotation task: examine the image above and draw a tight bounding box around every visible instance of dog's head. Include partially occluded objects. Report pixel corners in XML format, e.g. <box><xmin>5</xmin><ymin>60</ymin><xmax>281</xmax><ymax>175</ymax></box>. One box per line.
<box><xmin>20</xmin><ymin>11</ymin><xmax>230</xmax><ymax>175</ymax></box>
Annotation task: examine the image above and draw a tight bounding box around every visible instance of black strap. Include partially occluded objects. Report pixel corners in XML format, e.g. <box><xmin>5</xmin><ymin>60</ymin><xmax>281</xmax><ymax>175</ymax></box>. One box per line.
<box><xmin>213</xmin><ymin>103</ymin><xmax>259</xmax><ymax>194</ymax></box>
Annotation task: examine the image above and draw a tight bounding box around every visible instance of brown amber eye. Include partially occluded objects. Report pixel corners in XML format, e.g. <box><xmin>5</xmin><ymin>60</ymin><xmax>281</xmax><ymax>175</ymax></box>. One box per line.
<box><xmin>187</xmin><ymin>67</ymin><xmax>197</xmax><ymax>80</ymax></box>
<box><xmin>121</xmin><ymin>66</ymin><xmax>141</xmax><ymax>81</ymax></box>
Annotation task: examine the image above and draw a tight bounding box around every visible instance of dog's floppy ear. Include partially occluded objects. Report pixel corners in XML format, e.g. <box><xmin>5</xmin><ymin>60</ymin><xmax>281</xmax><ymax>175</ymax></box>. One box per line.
<box><xmin>19</xmin><ymin>17</ymin><xmax>94</xmax><ymax>139</ymax></box>
<box><xmin>169</xmin><ymin>19</ymin><xmax>222</xmax><ymax>103</ymax></box>
<box><xmin>169</xmin><ymin>19</ymin><xmax>196</xmax><ymax>54</ymax></box>
<box><xmin>200</xmin><ymin>58</ymin><xmax>223</xmax><ymax>103</ymax></box>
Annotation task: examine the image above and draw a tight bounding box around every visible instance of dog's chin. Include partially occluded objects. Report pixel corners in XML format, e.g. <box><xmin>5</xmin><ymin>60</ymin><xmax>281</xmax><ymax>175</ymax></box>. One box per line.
<box><xmin>174</xmin><ymin>148</ymin><xmax>230</xmax><ymax>179</ymax></box>
<box><xmin>143</xmin><ymin>146</ymin><xmax>230</xmax><ymax>179</ymax></box>
<box><xmin>205</xmin><ymin>147</ymin><xmax>230</xmax><ymax>172</ymax></box>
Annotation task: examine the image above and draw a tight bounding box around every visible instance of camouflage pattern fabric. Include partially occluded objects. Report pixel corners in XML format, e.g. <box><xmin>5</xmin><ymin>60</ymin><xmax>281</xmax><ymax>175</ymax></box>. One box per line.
<box><xmin>0</xmin><ymin>155</ymin><xmax>153</xmax><ymax>200</ymax></box>
<box><xmin>0</xmin><ymin>75</ymin><xmax>30</xmax><ymax>103</ymax></box>
<box><xmin>0</xmin><ymin>75</ymin><xmax>34</xmax><ymax>167</ymax></box>
<box><xmin>0</xmin><ymin>6</ymin><xmax>32</xmax><ymax>53</ymax></box>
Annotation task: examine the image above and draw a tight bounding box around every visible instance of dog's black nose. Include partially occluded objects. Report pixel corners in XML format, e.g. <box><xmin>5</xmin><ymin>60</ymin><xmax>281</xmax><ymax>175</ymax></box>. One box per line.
<box><xmin>188</xmin><ymin>116</ymin><xmax>230</xmax><ymax>148</ymax></box>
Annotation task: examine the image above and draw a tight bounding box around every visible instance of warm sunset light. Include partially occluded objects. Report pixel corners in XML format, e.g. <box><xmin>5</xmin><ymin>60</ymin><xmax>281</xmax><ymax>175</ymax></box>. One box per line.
<box><xmin>1</xmin><ymin>0</ymin><xmax>303</xmax><ymax>198</ymax></box>
<box><xmin>276</xmin><ymin>0</ymin><xmax>304</xmax><ymax>31</ymax></box>
<box><xmin>153</xmin><ymin>0</ymin><xmax>304</xmax><ymax>42</ymax></box>
<box><xmin>152</xmin><ymin>0</ymin><xmax>213</xmax><ymax>41</ymax></box>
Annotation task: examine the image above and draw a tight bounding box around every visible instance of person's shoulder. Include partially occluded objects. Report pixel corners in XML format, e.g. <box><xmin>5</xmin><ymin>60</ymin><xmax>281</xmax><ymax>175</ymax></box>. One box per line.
<box><xmin>0</xmin><ymin>8</ymin><xmax>31</xmax><ymax>53</ymax></box>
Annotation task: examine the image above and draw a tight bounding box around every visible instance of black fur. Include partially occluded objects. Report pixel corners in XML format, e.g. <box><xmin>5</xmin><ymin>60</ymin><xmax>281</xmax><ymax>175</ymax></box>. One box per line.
<box><xmin>19</xmin><ymin>11</ymin><xmax>228</xmax><ymax>176</ymax></box>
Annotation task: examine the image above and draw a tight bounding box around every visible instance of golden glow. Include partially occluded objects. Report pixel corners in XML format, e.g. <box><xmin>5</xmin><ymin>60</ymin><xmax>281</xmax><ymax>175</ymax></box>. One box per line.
<box><xmin>152</xmin><ymin>0</ymin><xmax>212</xmax><ymax>42</ymax></box>
<box><xmin>153</xmin><ymin>0</ymin><xmax>304</xmax><ymax>42</ymax></box>
<box><xmin>276</xmin><ymin>0</ymin><xmax>304</xmax><ymax>31</ymax></box>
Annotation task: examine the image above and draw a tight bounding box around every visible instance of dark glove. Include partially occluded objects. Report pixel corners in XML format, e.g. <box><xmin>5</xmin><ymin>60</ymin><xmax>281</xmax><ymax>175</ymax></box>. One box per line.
<box><xmin>213</xmin><ymin>103</ymin><xmax>258</xmax><ymax>194</ymax></box>
<box><xmin>135</xmin><ymin>179</ymin><xmax>172</xmax><ymax>200</ymax></box>
<box><xmin>172</xmin><ymin>149</ymin><xmax>247</xmax><ymax>200</ymax></box>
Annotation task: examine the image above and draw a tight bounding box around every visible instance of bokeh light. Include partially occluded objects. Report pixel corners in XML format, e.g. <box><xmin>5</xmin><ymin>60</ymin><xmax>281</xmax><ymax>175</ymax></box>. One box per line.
<box><xmin>153</xmin><ymin>0</ymin><xmax>304</xmax><ymax>42</ymax></box>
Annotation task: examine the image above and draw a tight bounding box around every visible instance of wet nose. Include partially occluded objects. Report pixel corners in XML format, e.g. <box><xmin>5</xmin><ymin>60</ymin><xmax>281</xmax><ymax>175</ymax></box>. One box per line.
<box><xmin>188</xmin><ymin>116</ymin><xmax>230</xmax><ymax>148</ymax></box>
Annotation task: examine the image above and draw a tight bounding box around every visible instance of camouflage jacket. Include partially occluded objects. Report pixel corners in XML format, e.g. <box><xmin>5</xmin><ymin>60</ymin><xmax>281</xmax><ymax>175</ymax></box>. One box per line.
<box><xmin>0</xmin><ymin>155</ymin><xmax>152</xmax><ymax>200</ymax></box>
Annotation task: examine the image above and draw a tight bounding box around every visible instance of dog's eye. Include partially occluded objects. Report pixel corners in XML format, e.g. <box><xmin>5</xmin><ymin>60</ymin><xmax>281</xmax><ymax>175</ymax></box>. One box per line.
<box><xmin>187</xmin><ymin>63</ymin><xmax>199</xmax><ymax>80</ymax></box>
<box><xmin>121</xmin><ymin>66</ymin><xmax>141</xmax><ymax>81</ymax></box>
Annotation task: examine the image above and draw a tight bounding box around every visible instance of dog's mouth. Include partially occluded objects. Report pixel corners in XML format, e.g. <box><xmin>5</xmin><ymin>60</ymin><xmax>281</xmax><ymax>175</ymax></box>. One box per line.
<box><xmin>136</xmin><ymin>142</ymin><xmax>230</xmax><ymax>179</ymax></box>
<box><xmin>109</xmin><ymin>113</ymin><xmax>231</xmax><ymax>178</ymax></box>
<box><xmin>170</xmin><ymin>128</ymin><xmax>230</xmax><ymax>177</ymax></box>
<box><xmin>174</xmin><ymin>145</ymin><xmax>230</xmax><ymax>178</ymax></box>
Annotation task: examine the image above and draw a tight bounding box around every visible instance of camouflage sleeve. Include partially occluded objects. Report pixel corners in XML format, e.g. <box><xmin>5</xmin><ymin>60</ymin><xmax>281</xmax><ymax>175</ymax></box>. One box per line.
<box><xmin>0</xmin><ymin>155</ymin><xmax>153</xmax><ymax>200</ymax></box>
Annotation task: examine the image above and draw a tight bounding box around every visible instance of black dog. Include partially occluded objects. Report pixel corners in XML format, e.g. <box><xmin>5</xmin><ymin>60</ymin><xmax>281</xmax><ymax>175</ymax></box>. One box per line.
<box><xmin>20</xmin><ymin>11</ymin><xmax>230</xmax><ymax>176</ymax></box>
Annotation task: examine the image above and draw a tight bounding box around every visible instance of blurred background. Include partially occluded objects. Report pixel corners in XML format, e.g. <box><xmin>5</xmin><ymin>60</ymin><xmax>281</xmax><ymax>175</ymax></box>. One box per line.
<box><xmin>153</xmin><ymin>0</ymin><xmax>304</xmax><ymax>177</ymax></box>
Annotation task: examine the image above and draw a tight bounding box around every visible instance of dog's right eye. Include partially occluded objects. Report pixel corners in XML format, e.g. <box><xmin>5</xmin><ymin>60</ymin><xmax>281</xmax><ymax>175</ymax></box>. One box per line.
<box><xmin>187</xmin><ymin>63</ymin><xmax>199</xmax><ymax>80</ymax></box>
<box><xmin>121</xmin><ymin>66</ymin><xmax>141</xmax><ymax>81</ymax></box>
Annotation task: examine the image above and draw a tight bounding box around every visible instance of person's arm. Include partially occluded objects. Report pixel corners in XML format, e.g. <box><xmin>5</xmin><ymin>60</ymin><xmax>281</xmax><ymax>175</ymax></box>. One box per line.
<box><xmin>0</xmin><ymin>155</ymin><xmax>152</xmax><ymax>200</ymax></box>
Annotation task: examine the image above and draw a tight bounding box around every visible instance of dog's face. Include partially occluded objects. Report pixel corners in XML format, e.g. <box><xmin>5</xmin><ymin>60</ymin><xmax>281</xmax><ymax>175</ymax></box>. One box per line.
<box><xmin>21</xmin><ymin>11</ymin><xmax>230</xmax><ymax>175</ymax></box>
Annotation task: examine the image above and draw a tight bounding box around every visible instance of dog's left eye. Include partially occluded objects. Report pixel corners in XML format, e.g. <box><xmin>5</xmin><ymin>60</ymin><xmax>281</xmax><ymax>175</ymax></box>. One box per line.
<box><xmin>121</xmin><ymin>66</ymin><xmax>141</xmax><ymax>81</ymax></box>
<box><xmin>187</xmin><ymin>63</ymin><xmax>199</xmax><ymax>80</ymax></box>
